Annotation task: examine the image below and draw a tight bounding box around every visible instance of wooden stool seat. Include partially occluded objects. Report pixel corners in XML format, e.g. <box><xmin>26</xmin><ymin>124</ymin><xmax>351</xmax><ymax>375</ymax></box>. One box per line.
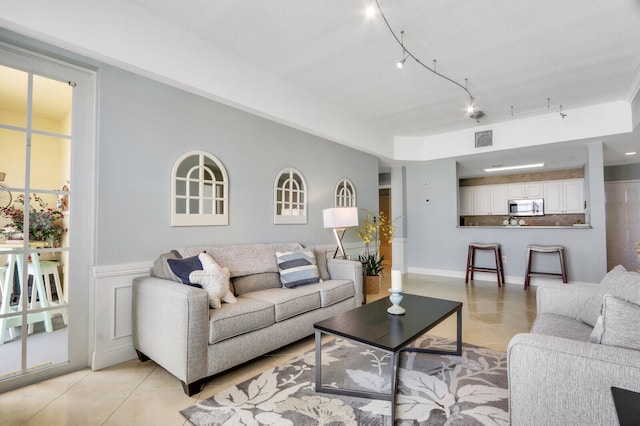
<box><xmin>465</xmin><ymin>243</ymin><xmax>505</xmax><ymax>287</ymax></box>
<box><xmin>524</xmin><ymin>244</ymin><xmax>567</xmax><ymax>290</ymax></box>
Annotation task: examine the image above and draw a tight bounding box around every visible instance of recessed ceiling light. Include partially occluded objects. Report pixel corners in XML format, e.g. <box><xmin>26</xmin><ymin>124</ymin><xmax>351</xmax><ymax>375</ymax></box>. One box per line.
<box><xmin>625</xmin><ymin>151</ymin><xmax>637</xmax><ymax>156</ymax></box>
<box><xmin>483</xmin><ymin>163</ymin><xmax>545</xmax><ymax>173</ymax></box>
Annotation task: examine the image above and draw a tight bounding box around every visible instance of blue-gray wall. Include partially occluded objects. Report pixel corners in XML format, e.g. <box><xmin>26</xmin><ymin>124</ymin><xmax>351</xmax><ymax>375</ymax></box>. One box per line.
<box><xmin>97</xmin><ymin>66</ymin><xmax>379</xmax><ymax>264</ymax></box>
<box><xmin>0</xmin><ymin>28</ymin><xmax>380</xmax><ymax>266</ymax></box>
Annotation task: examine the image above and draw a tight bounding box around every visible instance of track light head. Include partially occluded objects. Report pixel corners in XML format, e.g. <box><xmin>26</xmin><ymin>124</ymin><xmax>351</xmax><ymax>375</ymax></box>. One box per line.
<box><xmin>396</xmin><ymin>57</ymin><xmax>407</xmax><ymax>69</ymax></box>
<box><xmin>365</xmin><ymin>4</ymin><xmax>376</xmax><ymax>17</ymax></box>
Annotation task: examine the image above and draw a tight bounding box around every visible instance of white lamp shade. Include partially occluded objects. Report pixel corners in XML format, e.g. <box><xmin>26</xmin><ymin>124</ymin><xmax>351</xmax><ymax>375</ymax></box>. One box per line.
<box><xmin>323</xmin><ymin>207</ymin><xmax>359</xmax><ymax>229</ymax></box>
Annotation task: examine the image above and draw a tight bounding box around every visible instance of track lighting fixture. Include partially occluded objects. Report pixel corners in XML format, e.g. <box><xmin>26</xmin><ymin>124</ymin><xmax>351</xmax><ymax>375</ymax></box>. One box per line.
<box><xmin>510</xmin><ymin>98</ymin><xmax>567</xmax><ymax>120</ymax></box>
<box><xmin>396</xmin><ymin>31</ymin><xmax>408</xmax><ymax>69</ymax></box>
<box><xmin>370</xmin><ymin>0</ymin><xmax>479</xmax><ymax>120</ymax></box>
<box><xmin>559</xmin><ymin>104</ymin><xmax>566</xmax><ymax>119</ymax></box>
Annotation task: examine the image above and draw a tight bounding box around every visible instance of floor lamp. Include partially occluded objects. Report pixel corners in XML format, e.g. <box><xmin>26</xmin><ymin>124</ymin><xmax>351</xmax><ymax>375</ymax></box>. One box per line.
<box><xmin>323</xmin><ymin>207</ymin><xmax>359</xmax><ymax>259</ymax></box>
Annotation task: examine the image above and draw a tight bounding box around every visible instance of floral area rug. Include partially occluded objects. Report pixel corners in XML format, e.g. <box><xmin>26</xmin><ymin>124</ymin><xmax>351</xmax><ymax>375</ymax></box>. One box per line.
<box><xmin>181</xmin><ymin>335</ymin><xmax>509</xmax><ymax>425</ymax></box>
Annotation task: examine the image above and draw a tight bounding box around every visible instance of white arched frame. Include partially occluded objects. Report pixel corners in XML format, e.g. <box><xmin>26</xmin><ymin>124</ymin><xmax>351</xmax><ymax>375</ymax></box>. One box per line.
<box><xmin>334</xmin><ymin>177</ymin><xmax>357</xmax><ymax>207</ymax></box>
<box><xmin>172</xmin><ymin>151</ymin><xmax>229</xmax><ymax>226</ymax></box>
<box><xmin>274</xmin><ymin>168</ymin><xmax>307</xmax><ymax>224</ymax></box>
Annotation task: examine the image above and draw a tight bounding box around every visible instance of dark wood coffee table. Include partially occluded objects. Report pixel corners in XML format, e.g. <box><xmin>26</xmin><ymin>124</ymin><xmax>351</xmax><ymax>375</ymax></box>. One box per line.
<box><xmin>314</xmin><ymin>293</ymin><xmax>462</xmax><ymax>424</ymax></box>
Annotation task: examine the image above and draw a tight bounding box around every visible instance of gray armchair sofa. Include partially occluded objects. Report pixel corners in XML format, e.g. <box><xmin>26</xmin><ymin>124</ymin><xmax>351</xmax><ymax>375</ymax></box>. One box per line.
<box><xmin>508</xmin><ymin>265</ymin><xmax>640</xmax><ymax>425</ymax></box>
<box><xmin>132</xmin><ymin>243</ymin><xmax>362</xmax><ymax>395</ymax></box>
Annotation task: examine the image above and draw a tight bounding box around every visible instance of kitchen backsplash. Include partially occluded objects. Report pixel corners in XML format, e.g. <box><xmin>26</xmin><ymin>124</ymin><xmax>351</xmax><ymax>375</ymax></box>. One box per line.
<box><xmin>461</xmin><ymin>213</ymin><xmax>586</xmax><ymax>227</ymax></box>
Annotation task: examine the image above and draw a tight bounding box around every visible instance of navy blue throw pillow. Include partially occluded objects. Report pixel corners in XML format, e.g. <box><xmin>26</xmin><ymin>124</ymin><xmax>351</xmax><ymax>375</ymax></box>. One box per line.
<box><xmin>167</xmin><ymin>255</ymin><xmax>203</xmax><ymax>288</ymax></box>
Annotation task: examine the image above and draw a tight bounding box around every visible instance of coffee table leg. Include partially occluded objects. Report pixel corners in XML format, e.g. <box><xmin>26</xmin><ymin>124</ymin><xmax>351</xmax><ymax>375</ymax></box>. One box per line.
<box><xmin>456</xmin><ymin>308</ymin><xmax>462</xmax><ymax>355</ymax></box>
<box><xmin>315</xmin><ymin>330</ymin><xmax>322</xmax><ymax>392</ymax></box>
<box><xmin>391</xmin><ymin>351</ymin><xmax>400</xmax><ymax>425</ymax></box>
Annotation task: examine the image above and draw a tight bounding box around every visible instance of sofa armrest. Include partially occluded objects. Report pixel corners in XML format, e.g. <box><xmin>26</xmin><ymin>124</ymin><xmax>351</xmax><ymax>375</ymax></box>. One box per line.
<box><xmin>132</xmin><ymin>276</ymin><xmax>209</xmax><ymax>385</ymax></box>
<box><xmin>536</xmin><ymin>284</ymin><xmax>597</xmax><ymax>320</ymax></box>
<box><xmin>327</xmin><ymin>259</ymin><xmax>363</xmax><ymax>307</ymax></box>
<box><xmin>508</xmin><ymin>333</ymin><xmax>640</xmax><ymax>426</ymax></box>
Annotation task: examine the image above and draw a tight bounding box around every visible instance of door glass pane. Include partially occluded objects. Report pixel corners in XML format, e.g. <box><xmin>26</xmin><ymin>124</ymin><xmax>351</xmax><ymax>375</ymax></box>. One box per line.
<box><xmin>32</xmin><ymin>75</ymin><xmax>72</xmax><ymax>135</ymax></box>
<box><xmin>0</xmin><ymin>128</ymin><xmax>27</xmax><ymax>188</ymax></box>
<box><xmin>30</xmin><ymin>134</ymin><xmax>71</xmax><ymax>194</ymax></box>
<box><xmin>0</xmin><ymin>65</ymin><xmax>28</xmax><ymax>128</ymax></box>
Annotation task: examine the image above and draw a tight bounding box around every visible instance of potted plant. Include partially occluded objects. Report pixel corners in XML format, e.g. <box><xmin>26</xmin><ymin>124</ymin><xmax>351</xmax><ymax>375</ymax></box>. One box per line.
<box><xmin>1</xmin><ymin>193</ymin><xmax>66</xmax><ymax>247</ymax></box>
<box><xmin>357</xmin><ymin>210</ymin><xmax>397</xmax><ymax>293</ymax></box>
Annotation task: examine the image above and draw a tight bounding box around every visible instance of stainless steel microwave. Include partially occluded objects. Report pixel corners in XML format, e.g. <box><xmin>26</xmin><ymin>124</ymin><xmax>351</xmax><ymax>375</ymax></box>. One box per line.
<box><xmin>508</xmin><ymin>199</ymin><xmax>544</xmax><ymax>216</ymax></box>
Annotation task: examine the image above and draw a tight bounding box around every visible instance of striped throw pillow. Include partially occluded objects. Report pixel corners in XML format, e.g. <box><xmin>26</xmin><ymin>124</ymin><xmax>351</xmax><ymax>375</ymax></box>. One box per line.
<box><xmin>276</xmin><ymin>250</ymin><xmax>320</xmax><ymax>288</ymax></box>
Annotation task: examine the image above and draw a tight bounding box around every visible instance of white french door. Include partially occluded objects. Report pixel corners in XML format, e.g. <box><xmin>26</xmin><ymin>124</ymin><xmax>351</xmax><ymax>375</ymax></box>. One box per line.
<box><xmin>605</xmin><ymin>180</ymin><xmax>640</xmax><ymax>272</ymax></box>
<box><xmin>0</xmin><ymin>42</ymin><xmax>95</xmax><ymax>391</ymax></box>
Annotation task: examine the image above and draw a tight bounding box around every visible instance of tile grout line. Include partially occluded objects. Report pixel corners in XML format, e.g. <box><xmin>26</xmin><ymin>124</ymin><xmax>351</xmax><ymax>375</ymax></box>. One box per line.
<box><xmin>20</xmin><ymin>368</ymin><xmax>92</xmax><ymax>424</ymax></box>
<box><xmin>100</xmin><ymin>364</ymin><xmax>158</xmax><ymax>425</ymax></box>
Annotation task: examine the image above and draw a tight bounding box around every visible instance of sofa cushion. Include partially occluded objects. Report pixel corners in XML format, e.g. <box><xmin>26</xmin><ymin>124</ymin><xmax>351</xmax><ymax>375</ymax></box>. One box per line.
<box><xmin>314</xmin><ymin>249</ymin><xmax>331</xmax><ymax>281</ymax></box>
<box><xmin>232</xmin><ymin>272</ymin><xmax>282</xmax><ymax>296</ymax></box>
<box><xmin>179</xmin><ymin>243</ymin><xmax>303</xmax><ymax>277</ymax></box>
<box><xmin>208</xmin><ymin>298</ymin><xmax>275</xmax><ymax>344</ymax></box>
<box><xmin>531</xmin><ymin>313</ymin><xmax>593</xmax><ymax>342</ymax></box>
<box><xmin>242</xmin><ymin>287</ymin><xmax>321</xmax><ymax>322</ymax></box>
<box><xmin>315</xmin><ymin>279</ymin><xmax>355</xmax><ymax>307</ymax></box>
<box><xmin>579</xmin><ymin>265</ymin><xmax>640</xmax><ymax>327</ymax></box>
<box><xmin>589</xmin><ymin>294</ymin><xmax>640</xmax><ymax>350</ymax></box>
<box><xmin>276</xmin><ymin>250</ymin><xmax>320</xmax><ymax>288</ymax></box>
<box><xmin>166</xmin><ymin>255</ymin><xmax>203</xmax><ymax>288</ymax></box>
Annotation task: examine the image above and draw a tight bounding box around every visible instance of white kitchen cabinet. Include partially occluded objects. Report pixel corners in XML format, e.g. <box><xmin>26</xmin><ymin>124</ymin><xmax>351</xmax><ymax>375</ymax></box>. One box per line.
<box><xmin>473</xmin><ymin>186</ymin><xmax>491</xmax><ymax>215</ymax></box>
<box><xmin>544</xmin><ymin>179</ymin><xmax>584</xmax><ymax>214</ymax></box>
<box><xmin>472</xmin><ymin>185</ymin><xmax>508</xmax><ymax>215</ymax></box>
<box><xmin>461</xmin><ymin>178</ymin><xmax>584</xmax><ymax>217</ymax></box>
<box><xmin>508</xmin><ymin>183</ymin><xmax>544</xmax><ymax>199</ymax></box>
<box><xmin>460</xmin><ymin>187</ymin><xmax>474</xmax><ymax>215</ymax></box>
<box><xmin>491</xmin><ymin>185</ymin><xmax>509</xmax><ymax>214</ymax></box>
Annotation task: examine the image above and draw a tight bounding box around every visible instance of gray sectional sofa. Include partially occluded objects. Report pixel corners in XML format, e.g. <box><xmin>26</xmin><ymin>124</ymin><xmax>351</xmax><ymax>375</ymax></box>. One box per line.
<box><xmin>508</xmin><ymin>265</ymin><xmax>640</xmax><ymax>425</ymax></box>
<box><xmin>132</xmin><ymin>243</ymin><xmax>362</xmax><ymax>395</ymax></box>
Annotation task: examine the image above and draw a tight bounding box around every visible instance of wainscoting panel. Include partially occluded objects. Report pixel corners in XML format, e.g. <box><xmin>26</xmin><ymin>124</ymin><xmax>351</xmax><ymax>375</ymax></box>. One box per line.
<box><xmin>91</xmin><ymin>261</ymin><xmax>151</xmax><ymax>371</ymax></box>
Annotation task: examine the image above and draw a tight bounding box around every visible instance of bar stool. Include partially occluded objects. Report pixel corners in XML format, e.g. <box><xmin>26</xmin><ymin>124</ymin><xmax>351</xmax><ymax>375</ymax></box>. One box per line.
<box><xmin>524</xmin><ymin>244</ymin><xmax>567</xmax><ymax>290</ymax></box>
<box><xmin>27</xmin><ymin>260</ymin><xmax>68</xmax><ymax>325</ymax></box>
<box><xmin>465</xmin><ymin>243</ymin><xmax>505</xmax><ymax>287</ymax></box>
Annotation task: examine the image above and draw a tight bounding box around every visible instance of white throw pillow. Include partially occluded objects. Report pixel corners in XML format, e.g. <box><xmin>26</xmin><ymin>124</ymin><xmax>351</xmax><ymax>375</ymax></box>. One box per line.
<box><xmin>189</xmin><ymin>252</ymin><xmax>237</xmax><ymax>309</ymax></box>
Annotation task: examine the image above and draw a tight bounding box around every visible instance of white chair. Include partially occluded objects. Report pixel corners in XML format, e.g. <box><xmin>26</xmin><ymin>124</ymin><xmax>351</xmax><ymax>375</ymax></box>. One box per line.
<box><xmin>27</xmin><ymin>260</ymin><xmax>68</xmax><ymax>325</ymax></box>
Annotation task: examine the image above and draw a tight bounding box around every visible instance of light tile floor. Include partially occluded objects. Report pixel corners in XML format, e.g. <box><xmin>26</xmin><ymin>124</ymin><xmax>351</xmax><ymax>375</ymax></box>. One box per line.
<box><xmin>0</xmin><ymin>274</ymin><xmax>537</xmax><ymax>425</ymax></box>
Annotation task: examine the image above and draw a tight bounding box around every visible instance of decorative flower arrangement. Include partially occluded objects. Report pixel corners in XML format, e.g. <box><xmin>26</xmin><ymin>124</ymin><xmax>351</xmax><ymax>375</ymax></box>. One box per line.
<box><xmin>357</xmin><ymin>210</ymin><xmax>398</xmax><ymax>276</ymax></box>
<box><xmin>1</xmin><ymin>193</ymin><xmax>66</xmax><ymax>246</ymax></box>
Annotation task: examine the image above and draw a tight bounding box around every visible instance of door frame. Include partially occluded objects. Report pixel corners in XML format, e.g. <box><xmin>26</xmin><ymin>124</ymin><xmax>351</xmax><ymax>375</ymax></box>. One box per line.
<box><xmin>0</xmin><ymin>41</ymin><xmax>97</xmax><ymax>392</ymax></box>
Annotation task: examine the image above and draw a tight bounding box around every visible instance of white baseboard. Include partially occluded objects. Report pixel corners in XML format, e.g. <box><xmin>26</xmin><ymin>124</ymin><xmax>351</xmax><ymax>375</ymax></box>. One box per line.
<box><xmin>91</xmin><ymin>345</ymin><xmax>137</xmax><ymax>371</ymax></box>
<box><xmin>407</xmin><ymin>267</ymin><xmax>596</xmax><ymax>287</ymax></box>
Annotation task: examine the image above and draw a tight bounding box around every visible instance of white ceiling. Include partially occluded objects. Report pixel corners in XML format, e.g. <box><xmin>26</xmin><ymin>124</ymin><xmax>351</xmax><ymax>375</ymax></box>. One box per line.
<box><xmin>4</xmin><ymin>0</ymin><xmax>639</xmax><ymax>176</ymax></box>
<box><xmin>122</xmin><ymin>0</ymin><xmax>640</xmax><ymax>175</ymax></box>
